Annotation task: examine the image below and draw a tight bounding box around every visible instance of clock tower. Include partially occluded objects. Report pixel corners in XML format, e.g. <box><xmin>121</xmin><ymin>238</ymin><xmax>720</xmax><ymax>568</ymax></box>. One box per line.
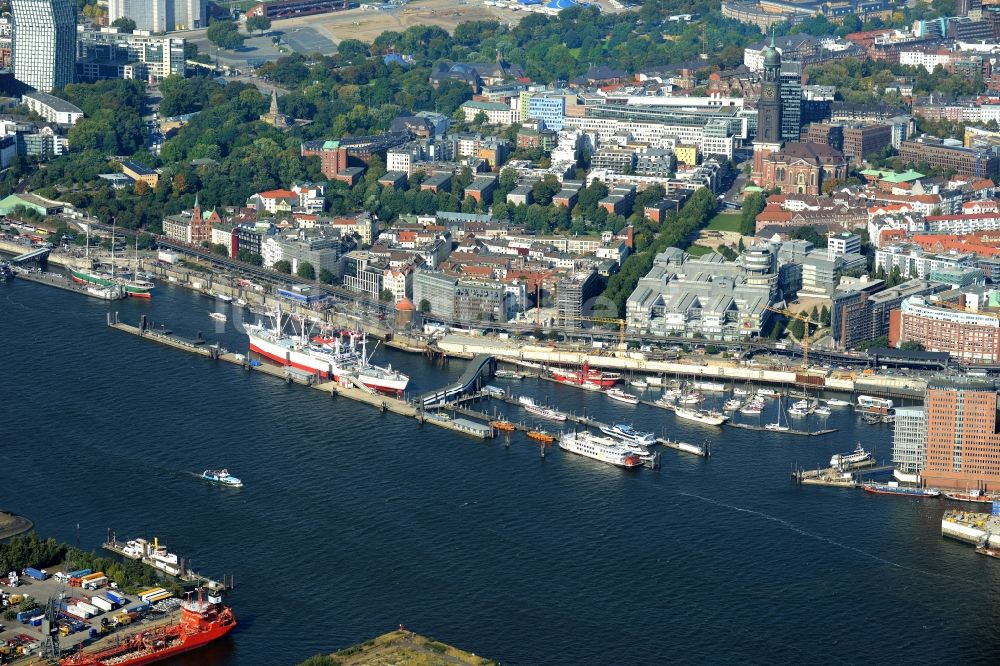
<box><xmin>752</xmin><ymin>31</ymin><xmax>784</xmax><ymax>184</ymax></box>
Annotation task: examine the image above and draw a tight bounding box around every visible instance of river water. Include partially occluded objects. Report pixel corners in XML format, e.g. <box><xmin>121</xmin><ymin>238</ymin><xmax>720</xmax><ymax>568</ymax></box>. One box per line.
<box><xmin>1</xmin><ymin>278</ymin><xmax>998</xmax><ymax>665</ymax></box>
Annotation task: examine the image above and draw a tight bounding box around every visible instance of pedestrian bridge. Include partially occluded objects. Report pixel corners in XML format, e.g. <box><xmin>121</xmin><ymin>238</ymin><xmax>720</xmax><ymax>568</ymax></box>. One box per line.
<box><xmin>419</xmin><ymin>354</ymin><xmax>496</xmax><ymax>408</ymax></box>
<box><xmin>10</xmin><ymin>246</ymin><xmax>50</xmax><ymax>264</ymax></box>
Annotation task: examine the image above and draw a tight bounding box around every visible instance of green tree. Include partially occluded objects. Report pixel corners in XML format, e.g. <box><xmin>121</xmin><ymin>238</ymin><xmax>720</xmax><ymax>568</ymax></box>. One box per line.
<box><xmin>740</xmin><ymin>192</ymin><xmax>766</xmax><ymax>236</ymax></box>
<box><xmin>788</xmin><ymin>316</ymin><xmax>805</xmax><ymax>339</ymax></box>
<box><xmin>900</xmin><ymin>340</ymin><xmax>926</xmax><ymax>351</ymax></box>
<box><xmin>111</xmin><ymin>16</ymin><xmax>136</xmax><ymax>32</ymax></box>
<box><xmin>319</xmin><ymin>268</ymin><xmax>334</xmax><ymax>284</ymax></box>
<box><xmin>820</xmin><ymin>305</ymin><xmax>831</xmax><ymax>326</ymax></box>
<box><xmin>419</xmin><ymin>298</ymin><xmax>431</xmax><ymax>313</ymax></box>
<box><xmin>379</xmin><ymin>288</ymin><xmax>394</xmax><ymax>302</ymax></box>
<box><xmin>296</xmin><ymin>261</ymin><xmax>316</xmax><ymax>280</ymax></box>
<box><xmin>274</xmin><ymin>260</ymin><xmax>292</xmax><ymax>274</ymax></box>
<box><xmin>246</xmin><ymin>15</ymin><xmax>271</xmax><ymax>35</ymax></box>
<box><xmin>207</xmin><ymin>21</ymin><xmax>245</xmax><ymax>50</ymax></box>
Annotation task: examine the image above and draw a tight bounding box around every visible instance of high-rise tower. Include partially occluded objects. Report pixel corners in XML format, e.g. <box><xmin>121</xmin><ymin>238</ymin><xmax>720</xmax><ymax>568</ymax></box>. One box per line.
<box><xmin>12</xmin><ymin>0</ymin><xmax>76</xmax><ymax>93</ymax></box>
<box><xmin>752</xmin><ymin>31</ymin><xmax>784</xmax><ymax>183</ymax></box>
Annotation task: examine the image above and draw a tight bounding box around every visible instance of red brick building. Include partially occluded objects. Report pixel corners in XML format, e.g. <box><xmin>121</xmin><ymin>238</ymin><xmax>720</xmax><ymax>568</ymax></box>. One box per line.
<box><xmin>922</xmin><ymin>378</ymin><xmax>1000</xmax><ymax>491</ymax></box>
<box><xmin>889</xmin><ymin>296</ymin><xmax>1000</xmax><ymax>363</ymax></box>
<box><xmin>758</xmin><ymin>142</ymin><xmax>848</xmax><ymax>195</ymax></box>
<box><xmin>300</xmin><ymin>140</ymin><xmax>349</xmax><ymax>180</ymax></box>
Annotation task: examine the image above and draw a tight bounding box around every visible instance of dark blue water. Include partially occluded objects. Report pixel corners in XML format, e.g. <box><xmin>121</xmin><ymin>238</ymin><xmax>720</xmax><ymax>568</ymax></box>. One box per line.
<box><xmin>1</xmin><ymin>278</ymin><xmax>999</xmax><ymax>665</ymax></box>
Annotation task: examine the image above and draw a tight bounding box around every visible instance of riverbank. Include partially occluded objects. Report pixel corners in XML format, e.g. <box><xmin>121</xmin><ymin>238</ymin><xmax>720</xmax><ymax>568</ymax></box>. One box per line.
<box><xmin>0</xmin><ymin>512</ymin><xmax>33</xmax><ymax>540</ymax></box>
<box><xmin>303</xmin><ymin>630</ymin><xmax>495</xmax><ymax>666</ymax></box>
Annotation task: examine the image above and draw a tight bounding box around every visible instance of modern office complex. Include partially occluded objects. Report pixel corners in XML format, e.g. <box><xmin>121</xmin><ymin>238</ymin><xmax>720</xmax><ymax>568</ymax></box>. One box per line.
<box><xmin>923</xmin><ymin>377</ymin><xmax>1000</xmax><ymax>491</ymax></box>
<box><xmin>77</xmin><ymin>29</ymin><xmax>185</xmax><ymax>82</ymax></box>
<box><xmin>108</xmin><ymin>0</ymin><xmax>205</xmax><ymax>32</ymax></box>
<box><xmin>12</xmin><ymin>0</ymin><xmax>76</xmax><ymax>93</ymax></box>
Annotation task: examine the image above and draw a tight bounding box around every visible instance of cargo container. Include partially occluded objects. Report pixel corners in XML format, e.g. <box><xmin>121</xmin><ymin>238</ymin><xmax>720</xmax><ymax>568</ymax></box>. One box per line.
<box><xmin>138</xmin><ymin>588</ymin><xmax>167</xmax><ymax>603</ymax></box>
<box><xmin>158</xmin><ymin>250</ymin><xmax>179</xmax><ymax>264</ymax></box>
<box><xmin>129</xmin><ymin>602</ymin><xmax>151</xmax><ymax>614</ymax></box>
<box><xmin>75</xmin><ymin>601</ymin><xmax>99</xmax><ymax>617</ymax></box>
<box><xmin>67</xmin><ymin>569</ymin><xmax>92</xmax><ymax>579</ymax></box>
<box><xmin>90</xmin><ymin>596</ymin><xmax>114</xmax><ymax>612</ymax></box>
<box><xmin>15</xmin><ymin>610</ymin><xmax>38</xmax><ymax>623</ymax></box>
<box><xmin>24</xmin><ymin>568</ymin><xmax>47</xmax><ymax>581</ymax></box>
<box><xmin>78</xmin><ymin>572</ymin><xmax>105</xmax><ymax>582</ymax></box>
<box><xmin>29</xmin><ymin>617</ymin><xmax>42</xmax><ymax>627</ymax></box>
<box><xmin>105</xmin><ymin>590</ymin><xmax>128</xmax><ymax>605</ymax></box>
<box><xmin>81</xmin><ymin>576</ymin><xmax>108</xmax><ymax>590</ymax></box>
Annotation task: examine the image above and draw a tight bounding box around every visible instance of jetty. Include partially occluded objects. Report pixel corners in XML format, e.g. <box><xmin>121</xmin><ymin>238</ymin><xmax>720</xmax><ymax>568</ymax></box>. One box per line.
<box><xmin>791</xmin><ymin>462</ymin><xmax>892</xmax><ymax>487</ymax></box>
<box><xmin>12</xmin><ymin>269</ymin><xmax>123</xmax><ymax>299</ymax></box>
<box><xmin>102</xmin><ymin>530</ymin><xmax>227</xmax><ymax>592</ymax></box>
<box><xmin>444</xmin><ymin>393</ymin><xmax>705</xmax><ymax>459</ymax></box>
<box><xmin>729</xmin><ymin>423</ymin><xmax>837</xmax><ymax>437</ymax></box>
<box><xmin>106</xmin><ymin>313</ymin><xmax>496</xmax><ymax>440</ymax></box>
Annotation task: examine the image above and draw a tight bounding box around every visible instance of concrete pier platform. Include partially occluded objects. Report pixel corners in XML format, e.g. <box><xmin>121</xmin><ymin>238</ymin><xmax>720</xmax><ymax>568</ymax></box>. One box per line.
<box><xmin>107</xmin><ymin>315</ymin><xmax>494</xmax><ymax>440</ymax></box>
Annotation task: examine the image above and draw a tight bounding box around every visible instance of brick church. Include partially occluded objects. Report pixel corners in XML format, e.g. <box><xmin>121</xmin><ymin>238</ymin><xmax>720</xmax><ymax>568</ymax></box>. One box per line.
<box><xmin>752</xmin><ymin>36</ymin><xmax>847</xmax><ymax>196</ymax></box>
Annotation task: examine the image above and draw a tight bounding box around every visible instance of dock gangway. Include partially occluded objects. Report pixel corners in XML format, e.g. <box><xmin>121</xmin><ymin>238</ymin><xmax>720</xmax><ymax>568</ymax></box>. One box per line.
<box><xmin>10</xmin><ymin>246</ymin><xmax>50</xmax><ymax>264</ymax></box>
<box><xmin>419</xmin><ymin>354</ymin><xmax>496</xmax><ymax>408</ymax></box>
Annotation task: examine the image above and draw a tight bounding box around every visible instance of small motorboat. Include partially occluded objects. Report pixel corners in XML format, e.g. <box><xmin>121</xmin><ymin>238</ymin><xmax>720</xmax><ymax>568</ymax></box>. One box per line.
<box><xmin>202</xmin><ymin>469</ymin><xmax>242</xmax><ymax>487</ymax></box>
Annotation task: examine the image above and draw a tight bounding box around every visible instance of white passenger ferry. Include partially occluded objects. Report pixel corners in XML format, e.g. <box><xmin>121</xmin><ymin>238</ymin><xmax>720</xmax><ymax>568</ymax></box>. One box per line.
<box><xmin>559</xmin><ymin>431</ymin><xmax>644</xmax><ymax>468</ymax></box>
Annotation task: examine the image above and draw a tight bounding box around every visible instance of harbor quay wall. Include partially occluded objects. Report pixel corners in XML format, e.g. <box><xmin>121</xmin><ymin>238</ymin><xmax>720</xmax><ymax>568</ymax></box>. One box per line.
<box><xmin>435</xmin><ymin>336</ymin><xmax>930</xmax><ymax>398</ymax></box>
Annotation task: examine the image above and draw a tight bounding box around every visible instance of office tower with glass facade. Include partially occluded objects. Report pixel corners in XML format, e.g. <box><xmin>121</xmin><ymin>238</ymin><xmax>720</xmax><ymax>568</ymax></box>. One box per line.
<box><xmin>12</xmin><ymin>0</ymin><xmax>75</xmax><ymax>93</ymax></box>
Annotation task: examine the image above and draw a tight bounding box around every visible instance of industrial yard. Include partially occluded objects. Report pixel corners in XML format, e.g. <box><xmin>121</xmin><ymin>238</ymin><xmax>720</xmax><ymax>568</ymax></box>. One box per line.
<box><xmin>0</xmin><ymin>565</ymin><xmax>182</xmax><ymax>662</ymax></box>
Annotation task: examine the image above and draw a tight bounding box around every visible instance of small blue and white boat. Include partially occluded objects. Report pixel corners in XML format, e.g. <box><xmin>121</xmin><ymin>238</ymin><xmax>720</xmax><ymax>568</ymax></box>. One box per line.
<box><xmin>202</xmin><ymin>469</ymin><xmax>243</xmax><ymax>488</ymax></box>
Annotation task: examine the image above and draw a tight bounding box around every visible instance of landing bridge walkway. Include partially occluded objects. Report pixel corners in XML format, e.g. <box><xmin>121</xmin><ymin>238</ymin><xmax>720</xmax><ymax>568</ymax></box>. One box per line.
<box><xmin>419</xmin><ymin>354</ymin><xmax>496</xmax><ymax>408</ymax></box>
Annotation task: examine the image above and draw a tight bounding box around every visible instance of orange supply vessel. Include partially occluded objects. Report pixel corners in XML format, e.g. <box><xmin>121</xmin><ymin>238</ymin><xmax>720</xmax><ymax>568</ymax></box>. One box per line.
<box><xmin>62</xmin><ymin>592</ymin><xmax>235</xmax><ymax>666</ymax></box>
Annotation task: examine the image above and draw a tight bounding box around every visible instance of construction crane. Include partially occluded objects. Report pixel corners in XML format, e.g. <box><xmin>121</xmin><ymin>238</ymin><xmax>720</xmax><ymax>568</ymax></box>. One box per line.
<box><xmin>558</xmin><ymin>315</ymin><xmax>627</xmax><ymax>350</ymax></box>
<box><xmin>766</xmin><ymin>305</ymin><xmax>823</xmax><ymax>368</ymax></box>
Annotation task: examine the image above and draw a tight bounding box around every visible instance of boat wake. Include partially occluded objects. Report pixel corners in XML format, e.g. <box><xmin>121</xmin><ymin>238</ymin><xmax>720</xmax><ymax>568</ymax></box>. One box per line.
<box><xmin>676</xmin><ymin>491</ymin><xmax>975</xmax><ymax>584</ymax></box>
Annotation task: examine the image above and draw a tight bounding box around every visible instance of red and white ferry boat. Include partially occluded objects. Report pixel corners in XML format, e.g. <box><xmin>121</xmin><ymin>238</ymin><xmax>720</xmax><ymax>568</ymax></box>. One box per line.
<box><xmin>551</xmin><ymin>361</ymin><xmax>620</xmax><ymax>388</ymax></box>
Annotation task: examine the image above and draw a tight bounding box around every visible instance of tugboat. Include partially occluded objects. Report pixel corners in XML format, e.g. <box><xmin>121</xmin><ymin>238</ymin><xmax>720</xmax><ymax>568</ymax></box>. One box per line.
<box><xmin>0</xmin><ymin>261</ymin><xmax>14</xmax><ymax>280</ymax></box>
<box><xmin>201</xmin><ymin>469</ymin><xmax>243</xmax><ymax>488</ymax></box>
<box><xmin>62</xmin><ymin>589</ymin><xmax>235</xmax><ymax>666</ymax></box>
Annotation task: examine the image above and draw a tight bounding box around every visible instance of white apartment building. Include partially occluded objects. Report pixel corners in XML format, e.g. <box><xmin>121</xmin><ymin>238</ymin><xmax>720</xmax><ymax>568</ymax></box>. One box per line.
<box><xmin>21</xmin><ymin>91</ymin><xmax>83</xmax><ymax>125</ymax></box>
<box><xmin>898</xmin><ymin>49</ymin><xmax>951</xmax><ymax>72</ymax></box>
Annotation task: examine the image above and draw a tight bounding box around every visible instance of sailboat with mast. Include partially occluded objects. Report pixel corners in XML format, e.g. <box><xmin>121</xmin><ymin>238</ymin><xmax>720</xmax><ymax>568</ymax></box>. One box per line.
<box><xmin>765</xmin><ymin>395</ymin><xmax>790</xmax><ymax>431</ymax></box>
<box><xmin>70</xmin><ymin>220</ymin><xmax>154</xmax><ymax>298</ymax></box>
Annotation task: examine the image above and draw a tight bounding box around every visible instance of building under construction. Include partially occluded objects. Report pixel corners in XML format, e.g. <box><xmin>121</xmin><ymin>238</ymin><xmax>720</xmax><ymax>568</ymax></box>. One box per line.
<box><xmin>246</xmin><ymin>0</ymin><xmax>350</xmax><ymax>20</ymax></box>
